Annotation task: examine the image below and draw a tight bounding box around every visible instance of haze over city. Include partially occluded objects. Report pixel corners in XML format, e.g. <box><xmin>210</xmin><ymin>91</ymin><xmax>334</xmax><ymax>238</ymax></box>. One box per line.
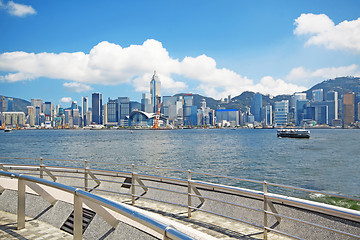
<box><xmin>0</xmin><ymin>0</ymin><xmax>360</xmax><ymax>105</ymax></box>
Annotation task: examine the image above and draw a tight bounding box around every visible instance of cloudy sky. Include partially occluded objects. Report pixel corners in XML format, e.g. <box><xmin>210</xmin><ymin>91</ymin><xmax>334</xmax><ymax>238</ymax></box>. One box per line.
<box><xmin>0</xmin><ymin>0</ymin><xmax>359</xmax><ymax>106</ymax></box>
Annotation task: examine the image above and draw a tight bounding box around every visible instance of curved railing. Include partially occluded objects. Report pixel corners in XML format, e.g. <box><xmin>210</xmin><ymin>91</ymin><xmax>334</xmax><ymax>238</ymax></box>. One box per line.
<box><xmin>0</xmin><ymin>170</ymin><xmax>194</xmax><ymax>240</ymax></box>
<box><xmin>0</xmin><ymin>156</ymin><xmax>359</xmax><ymax>239</ymax></box>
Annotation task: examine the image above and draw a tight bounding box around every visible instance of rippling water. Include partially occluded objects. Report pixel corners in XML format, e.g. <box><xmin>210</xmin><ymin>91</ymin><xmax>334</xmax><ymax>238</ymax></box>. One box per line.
<box><xmin>0</xmin><ymin>128</ymin><xmax>359</xmax><ymax>198</ymax></box>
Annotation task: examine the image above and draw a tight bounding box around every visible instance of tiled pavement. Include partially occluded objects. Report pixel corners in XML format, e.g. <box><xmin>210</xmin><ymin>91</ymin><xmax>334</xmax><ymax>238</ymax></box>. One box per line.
<box><xmin>0</xmin><ymin>211</ymin><xmax>72</xmax><ymax>240</ymax></box>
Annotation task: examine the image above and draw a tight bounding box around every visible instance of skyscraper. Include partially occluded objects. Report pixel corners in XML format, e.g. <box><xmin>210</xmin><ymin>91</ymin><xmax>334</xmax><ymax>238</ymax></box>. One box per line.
<box><xmin>312</xmin><ymin>89</ymin><xmax>324</xmax><ymax>102</ymax></box>
<box><xmin>92</xmin><ymin>93</ymin><xmax>102</xmax><ymax>124</ymax></box>
<box><xmin>118</xmin><ymin>97</ymin><xmax>130</xmax><ymax>126</ymax></box>
<box><xmin>82</xmin><ymin>97</ymin><xmax>89</xmax><ymax>126</ymax></box>
<box><xmin>343</xmin><ymin>93</ymin><xmax>354</xmax><ymax>127</ymax></box>
<box><xmin>251</xmin><ymin>93</ymin><xmax>262</xmax><ymax>122</ymax></box>
<box><xmin>150</xmin><ymin>71</ymin><xmax>161</xmax><ymax>113</ymax></box>
<box><xmin>265</xmin><ymin>105</ymin><xmax>272</xmax><ymax>126</ymax></box>
<box><xmin>31</xmin><ymin>99</ymin><xmax>43</xmax><ymax>113</ymax></box>
<box><xmin>275</xmin><ymin>100</ymin><xmax>289</xmax><ymax>126</ymax></box>
<box><xmin>141</xmin><ymin>93</ymin><xmax>152</xmax><ymax>113</ymax></box>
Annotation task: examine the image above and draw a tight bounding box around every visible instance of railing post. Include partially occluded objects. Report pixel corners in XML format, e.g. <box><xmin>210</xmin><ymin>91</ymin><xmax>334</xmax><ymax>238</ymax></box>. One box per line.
<box><xmin>17</xmin><ymin>178</ymin><xmax>25</xmax><ymax>230</ymax></box>
<box><xmin>73</xmin><ymin>191</ymin><xmax>83</xmax><ymax>240</ymax></box>
<box><xmin>84</xmin><ymin>160</ymin><xmax>88</xmax><ymax>192</ymax></box>
<box><xmin>131</xmin><ymin>164</ymin><xmax>135</xmax><ymax>205</ymax></box>
<box><xmin>187</xmin><ymin>170</ymin><xmax>191</xmax><ymax>218</ymax></box>
<box><xmin>263</xmin><ymin>180</ymin><xmax>268</xmax><ymax>240</ymax></box>
<box><xmin>40</xmin><ymin>157</ymin><xmax>43</xmax><ymax>179</ymax></box>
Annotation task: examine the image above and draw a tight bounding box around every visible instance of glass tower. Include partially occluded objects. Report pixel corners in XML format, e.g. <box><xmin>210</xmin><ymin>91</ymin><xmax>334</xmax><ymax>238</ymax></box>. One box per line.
<box><xmin>92</xmin><ymin>93</ymin><xmax>102</xmax><ymax>124</ymax></box>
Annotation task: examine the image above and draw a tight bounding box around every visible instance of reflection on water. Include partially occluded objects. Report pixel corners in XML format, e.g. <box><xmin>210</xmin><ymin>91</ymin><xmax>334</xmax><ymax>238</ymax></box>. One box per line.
<box><xmin>0</xmin><ymin>128</ymin><xmax>359</xmax><ymax>197</ymax></box>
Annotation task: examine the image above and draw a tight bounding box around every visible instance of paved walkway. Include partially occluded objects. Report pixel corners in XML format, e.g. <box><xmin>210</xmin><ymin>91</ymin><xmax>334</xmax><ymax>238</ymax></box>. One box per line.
<box><xmin>0</xmin><ymin>211</ymin><xmax>72</xmax><ymax>240</ymax></box>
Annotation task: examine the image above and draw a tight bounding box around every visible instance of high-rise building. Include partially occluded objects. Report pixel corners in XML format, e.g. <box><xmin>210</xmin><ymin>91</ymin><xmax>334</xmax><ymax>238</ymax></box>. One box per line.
<box><xmin>326</xmin><ymin>91</ymin><xmax>338</xmax><ymax>125</ymax></box>
<box><xmin>265</xmin><ymin>105</ymin><xmax>272</xmax><ymax>126</ymax></box>
<box><xmin>216</xmin><ymin>109</ymin><xmax>239</xmax><ymax>127</ymax></box>
<box><xmin>0</xmin><ymin>96</ymin><xmax>6</xmax><ymax>112</ymax></box>
<box><xmin>118</xmin><ymin>97</ymin><xmax>130</xmax><ymax>126</ymax></box>
<box><xmin>150</xmin><ymin>71</ymin><xmax>161</xmax><ymax>113</ymax></box>
<box><xmin>183</xmin><ymin>94</ymin><xmax>195</xmax><ymax>126</ymax></box>
<box><xmin>31</xmin><ymin>99</ymin><xmax>43</xmax><ymax>113</ymax></box>
<box><xmin>343</xmin><ymin>93</ymin><xmax>355</xmax><ymax>127</ymax></box>
<box><xmin>27</xmin><ymin>106</ymin><xmax>35</xmax><ymax>127</ymax></box>
<box><xmin>6</xmin><ymin>98</ymin><xmax>14</xmax><ymax>111</ymax></box>
<box><xmin>82</xmin><ymin>97</ymin><xmax>89</xmax><ymax>126</ymax></box>
<box><xmin>251</xmin><ymin>93</ymin><xmax>262</xmax><ymax>122</ymax></box>
<box><xmin>107</xmin><ymin>98</ymin><xmax>118</xmax><ymax>124</ymax></box>
<box><xmin>43</xmin><ymin>102</ymin><xmax>53</xmax><ymax>121</ymax></box>
<box><xmin>92</xmin><ymin>93</ymin><xmax>102</xmax><ymax>124</ymax></box>
<box><xmin>274</xmin><ymin>100</ymin><xmax>289</xmax><ymax>126</ymax></box>
<box><xmin>141</xmin><ymin>93</ymin><xmax>152</xmax><ymax>113</ymax></box>
<box><xmin>73</xmin><ymin>109</ymin><xmax>80</xmax><ymax>126</ymax></box>
<box><xmin>312</xmin><ymin>89</ymin><xmax>324</xmax><ymax>102</ymax></box>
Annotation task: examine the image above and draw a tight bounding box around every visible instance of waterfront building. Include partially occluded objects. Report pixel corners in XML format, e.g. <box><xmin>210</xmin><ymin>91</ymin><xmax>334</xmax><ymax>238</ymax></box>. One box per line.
<box><xmin>312</xmin><ymin>89</ymin><xmax>324</xmax><ymax>102</ymax></box>
<box><xmin>85</xmin><ymin>111</ymin><xmax>92</xmax><ymax>126</ymax></box>
<box><xmin>27</xmin><ymin>106</ymin><xmax>35</xmax><ymax>127</ymax></box>
<box><xmin>141</xmin><ymin>93</ymin><xmax>153</xmax><ymax>113</ymax></box>
<box><xmin>251</xmin><ymin>93</ymin><xmax>262</xmax><ymax>123</ymax></box>
<box><xmin>118</xmin><ymin>97</ymin><xmax>130</xmax><ymax>126</ymax></box>
<box><xmin>1</xmin><ymin>112</ymin><xmax>26</xmax><ymax>126</ymax></box>
<box><xmin>150</xmin><ymin>71</ymin><xmax>161</xmax><ymax>113</ymax></box>
<box><xmin>343</xmin><ymin>93</ymin><xmax>355</xmax><ymax>127</ymax></box>
<box><xmin>216</xmin><ymin>109</ymin><xmax>239</xmax><ymax>127</ymax></box>
<box><xmin>274</xmin><ymin>100</ymin><xmax>289</xmax><ymax>126</ymax></box>
<box><xmin>92</xmin><ymin>93</ymin><xmax>103</xmax><ymax>124</ymax></box>
<box><xmin>265</xmin><ymin>105</ymin><xmax>272</xmax><ymax>126</ymax></box>
<box><xmin>128</xmin><ymin>110</ymin><xmax>166</xmax><ymax>127</ymax></box>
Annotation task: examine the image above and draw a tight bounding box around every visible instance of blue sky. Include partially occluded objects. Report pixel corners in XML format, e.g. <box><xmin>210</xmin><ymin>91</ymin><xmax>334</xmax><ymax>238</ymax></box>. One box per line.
<box><xmin>0</xmin><ymin>0</ymin><xmax>360</xmax><ymax>107</ymax></box>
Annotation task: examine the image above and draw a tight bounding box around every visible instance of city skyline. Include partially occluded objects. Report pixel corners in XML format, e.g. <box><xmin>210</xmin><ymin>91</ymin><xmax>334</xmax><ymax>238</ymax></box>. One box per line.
<box><xmin>1</xmin><ymin>1</ymin><xmax>360</xmax><ymax>105</ymax></box>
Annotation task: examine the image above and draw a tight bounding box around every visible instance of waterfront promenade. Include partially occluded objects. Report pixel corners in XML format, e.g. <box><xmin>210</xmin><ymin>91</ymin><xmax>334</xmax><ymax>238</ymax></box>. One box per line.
<box><xmin>0</xmin><ymin>165</ymin><xmax>359</xmax><ymax>239</ymax></box>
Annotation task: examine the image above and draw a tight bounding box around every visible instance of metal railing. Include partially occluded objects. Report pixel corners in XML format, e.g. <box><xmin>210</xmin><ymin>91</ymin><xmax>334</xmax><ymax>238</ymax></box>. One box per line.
<box><xmin>0</xmin><ymin>170</ymin><xmax>194</xmax><ymax>240</ymax></box>
<box><xmin>0</xmin><ymin>156</ymin><xmax>359</xmax><ymax>239</ymax></box>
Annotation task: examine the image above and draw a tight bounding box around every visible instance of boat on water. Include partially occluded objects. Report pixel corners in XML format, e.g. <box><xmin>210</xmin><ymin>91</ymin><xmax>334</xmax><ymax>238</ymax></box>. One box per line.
<box><xmin>277</xmin><ymin>128</ymin><xmax>310</xmax><ymax>138</ymax></box>
<box><xmin>4</xmin><ymin>127</ymin><xmax>12</xmax><ymax>133</ymax></box>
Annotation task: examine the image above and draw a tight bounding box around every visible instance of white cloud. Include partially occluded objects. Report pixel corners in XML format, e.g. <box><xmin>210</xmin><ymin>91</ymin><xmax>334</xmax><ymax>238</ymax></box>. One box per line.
<box><xmin>63</xmin><ymin>82</ymin><xmax>93</xmax><ymax>92</ymax></box>
<box><xmin>0</xmin><ymin>39</ymin><xmax>308</xmax><ymax>99</ymax></box>
<box><xmin>286</xmin><ymin>64</ymin><xmax>360</xmax><ymax>86</ymax></box>
<box><xmin>294</xmin><ymin>13</ymin><xmax>360</xmax><ymax>52</ymax></box>
<box><xmin>60</xmin><ymin>97</ymin><xmax>72</xmax><ymax>103</ymax></box>
<box><xmin>1</xmin><ymin>1</ymin><xmax>36</xmax><ymax>17</ymax></box>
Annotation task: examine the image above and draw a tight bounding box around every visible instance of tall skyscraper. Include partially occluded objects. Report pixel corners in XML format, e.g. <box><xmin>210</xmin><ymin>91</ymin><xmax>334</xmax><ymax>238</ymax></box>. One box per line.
<box><xmin>141</xmin><ymin>93</ymin><xmax>152</xmax><ymax>113</ymax></box>
<box><xmin>150</xmin><ymin>71</ymin><xmax>161</xmax><ymax>113</ymax></box>
<box><xmin>31</xmin><ymin>99</ymin><xmax>43</xmax><ymax>113</ymax></box>
<box><xmin>82</xmin><ymin>97</ymin><xmax>89</xmax><ymax>126</ymax></box>
<box><xmin>251</xmin><ymin>93</ymin><xmax>262</xmax><ymax>122</ymax></box>
<box><xmin>118</xmin><ymin>97</ymin><xmax>130</xmax><ymax>126</ymax></box>
<box><xmin>107</xmin><ymin>98</ymin><xmax>118</xmax><ymax>123</ymax></box>
<box><xmin>265</xmin><ymin>105</ymin><xmax>272</xmax><ymax>126</ymax></box>
<box><xmin>343</xmin><ymin>93</ymin><xmax>355</xmax><ymax>127</ymax></box>
<box><xmin>92</xmin><ymin>93</ymin><xmax>102</xmax><ymax>124</ymax></box>
<box><xmin>275</xmin><ymin>100</ymin><xmax>289</xmax><ymax>126</ymax></box>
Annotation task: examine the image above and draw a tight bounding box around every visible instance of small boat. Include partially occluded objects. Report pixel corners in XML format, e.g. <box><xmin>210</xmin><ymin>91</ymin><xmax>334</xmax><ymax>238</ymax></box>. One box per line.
<box><xmin>4</xmin><ymin>127</ymin><xmax>12</xmax><ymax>133</ymax></box>
<box><xmin>277</xmin><ymin>129</ymin><xmax>310</xmax><ymax>138</ymax></box>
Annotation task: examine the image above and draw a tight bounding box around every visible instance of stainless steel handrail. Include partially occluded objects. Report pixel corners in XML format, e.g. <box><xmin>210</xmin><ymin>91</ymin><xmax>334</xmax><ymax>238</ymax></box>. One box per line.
<box><xmin>0</xmin><ymin>170</ymin><xmax>194</xmax><ymax>240</ymax></box>
<box><xmin>0</xmin><ymin>157</ymin><xmax>359</xmax><ymax>240</ymax></box>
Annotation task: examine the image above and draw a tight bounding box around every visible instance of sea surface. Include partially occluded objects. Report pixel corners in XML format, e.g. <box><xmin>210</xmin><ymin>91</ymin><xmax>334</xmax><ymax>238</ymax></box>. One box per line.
<box><xmin>0</xmin><ymin>128</ymin><xmax>359</xmax><ymax>199</ymax></box>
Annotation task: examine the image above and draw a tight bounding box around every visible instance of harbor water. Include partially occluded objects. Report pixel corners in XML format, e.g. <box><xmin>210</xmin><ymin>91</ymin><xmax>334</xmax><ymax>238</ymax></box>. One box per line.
<box><xmin>0</xmin><ymin>128</ymin><xmax>359</xmax><ymax>200</ymax></box>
